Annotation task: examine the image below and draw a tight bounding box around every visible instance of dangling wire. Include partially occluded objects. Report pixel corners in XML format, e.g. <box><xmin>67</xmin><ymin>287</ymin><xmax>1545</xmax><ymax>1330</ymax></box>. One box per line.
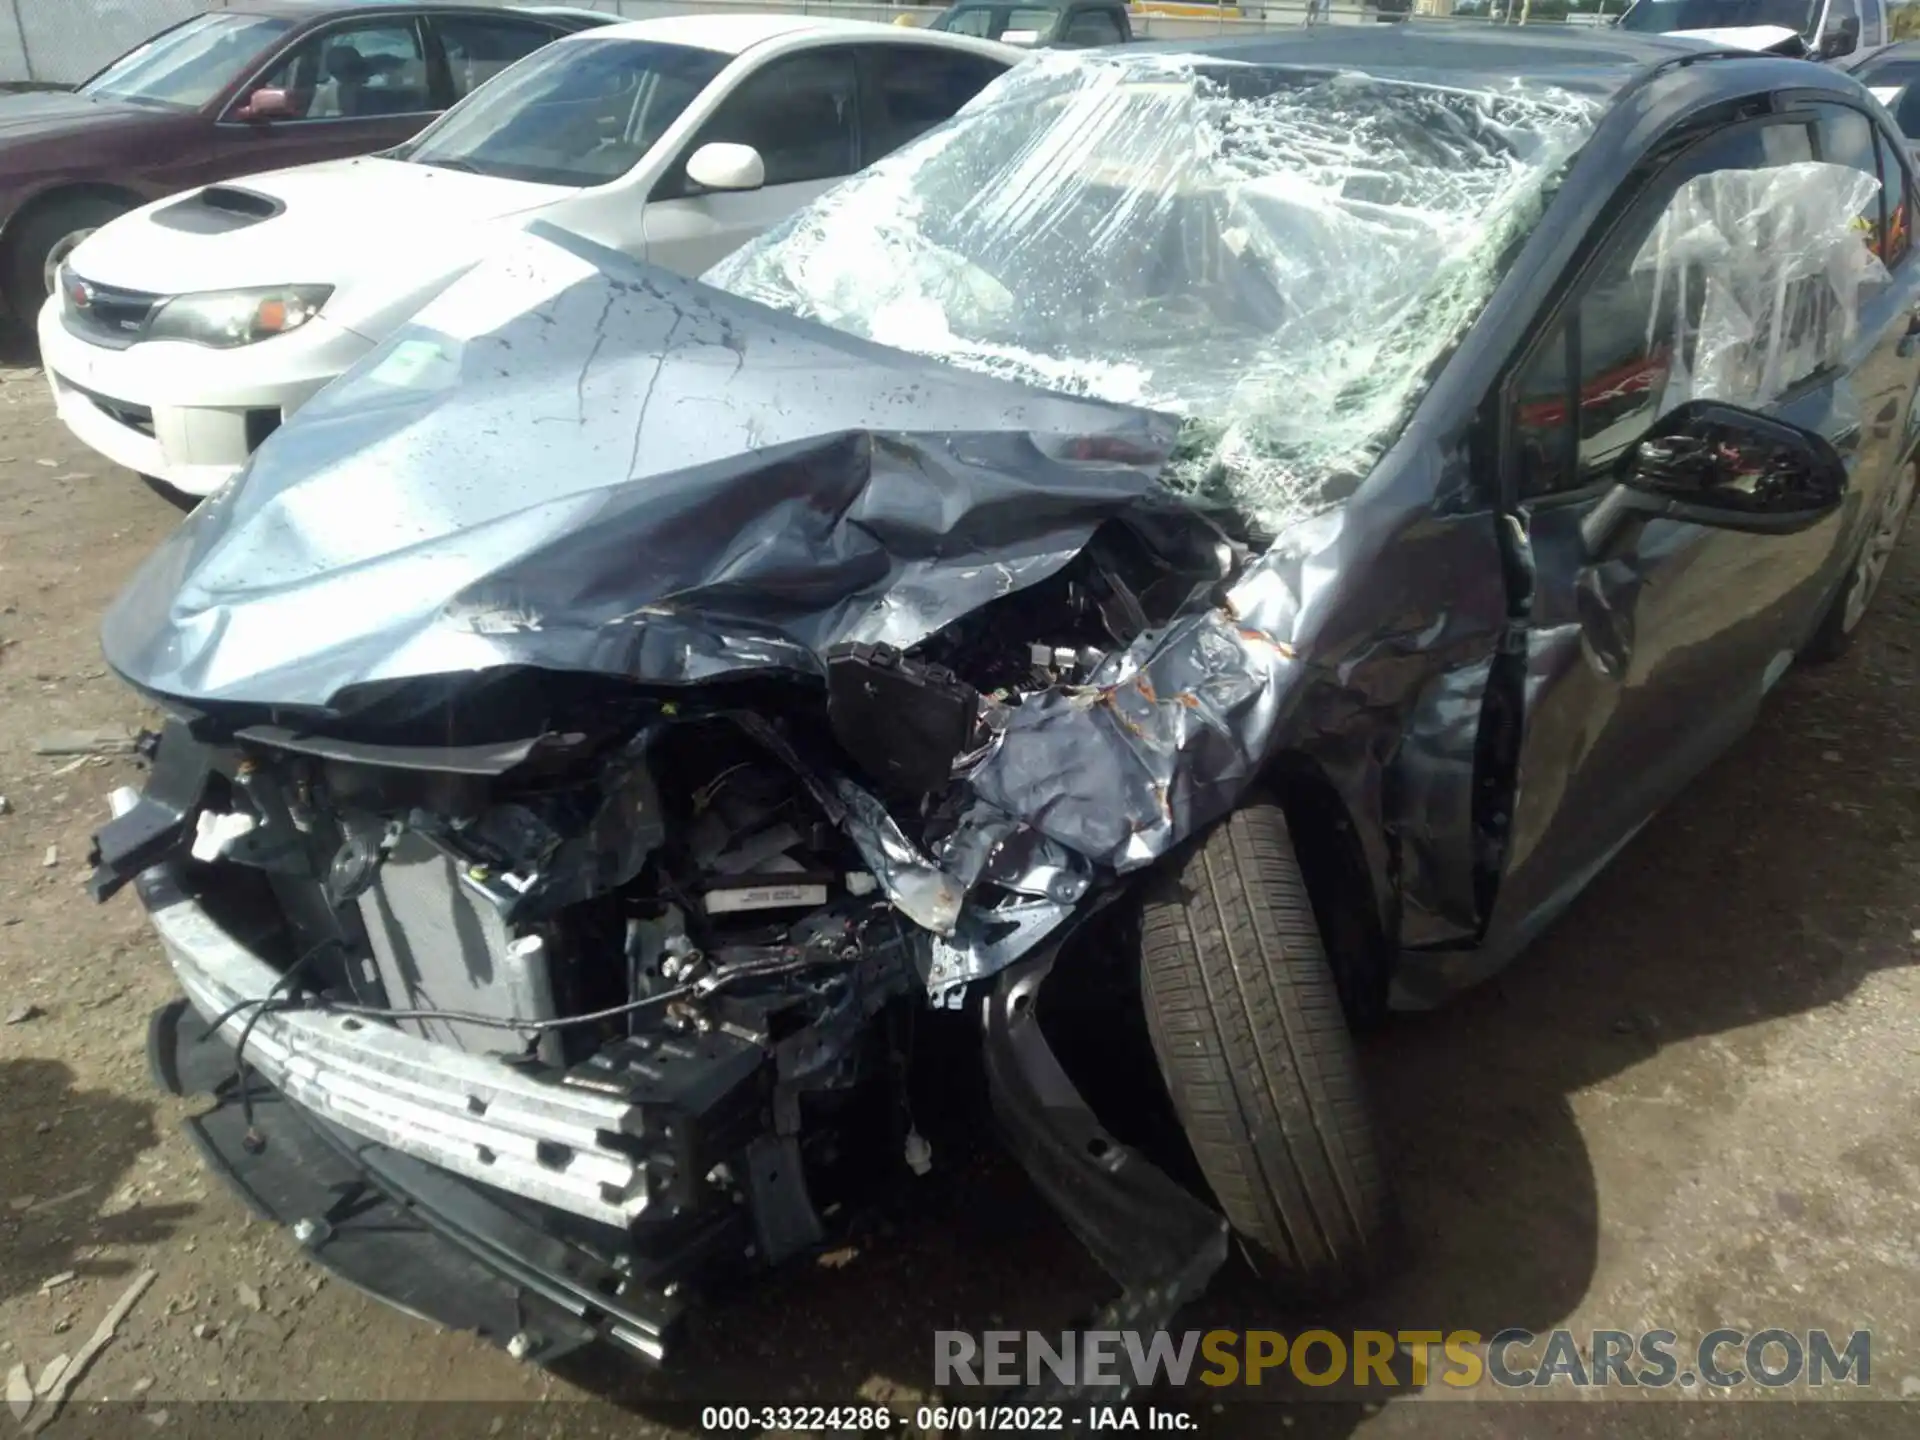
<box><xmin>202</xmin><ymin>936</ymin><xmax>345</xmax><ymax>1154</ymax></box>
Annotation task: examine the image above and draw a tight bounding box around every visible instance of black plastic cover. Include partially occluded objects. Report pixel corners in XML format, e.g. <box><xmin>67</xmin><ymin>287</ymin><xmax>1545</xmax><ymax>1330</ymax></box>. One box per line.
<box><xmin>826</xmin><ymin>642</ymin><xmax>983</xmax><ymax>795</ymax></box>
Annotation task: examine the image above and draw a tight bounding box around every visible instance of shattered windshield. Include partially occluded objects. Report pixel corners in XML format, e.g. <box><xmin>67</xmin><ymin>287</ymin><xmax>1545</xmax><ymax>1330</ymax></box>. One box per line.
<box><xmin>707</xmin><ymin>53</ymin><xmax>1601</xmax><ymax>530</ymax></box>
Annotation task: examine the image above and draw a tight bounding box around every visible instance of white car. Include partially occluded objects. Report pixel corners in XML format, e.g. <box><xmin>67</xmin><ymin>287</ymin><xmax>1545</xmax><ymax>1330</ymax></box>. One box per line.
<box><xmin>38</xmin><ymin>14</ymin><xmax>1017</xmax><ymax>503</ymax></box>
<box><xmin>1613</xmin><ymin>0</ymin><xmax>1897</xmax><ymax>62</ymax></box>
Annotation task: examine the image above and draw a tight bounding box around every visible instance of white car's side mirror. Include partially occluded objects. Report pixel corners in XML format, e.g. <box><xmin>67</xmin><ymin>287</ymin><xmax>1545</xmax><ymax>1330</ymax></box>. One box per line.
<box><xmin>685</xmin><ymin>142</ymin><xmax>766</xmax><ymax>193</ymax></box>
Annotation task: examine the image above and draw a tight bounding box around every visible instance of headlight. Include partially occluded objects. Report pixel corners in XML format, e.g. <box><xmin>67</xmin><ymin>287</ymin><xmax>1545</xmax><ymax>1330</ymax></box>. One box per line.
<box><xmin>145</xmin><ymin>284</ymin><xmax>333</xmax><ymax>348</ymax></box>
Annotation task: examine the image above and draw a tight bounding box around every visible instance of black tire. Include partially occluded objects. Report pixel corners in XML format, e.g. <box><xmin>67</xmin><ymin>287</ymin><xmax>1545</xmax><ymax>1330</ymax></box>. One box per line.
<box><xmin>5</xmin><ymin>195</ymin><xmax>130</xmax><ymax>321</ymax></box>
<box><xmin>141</xmin><ymin>474</ymin><xmax>199</xmax><ymax>513</ymax></box>
<box><xmin>1803</xmin><ymin>457</ymin><xmax>1917</xmax><ymax>664</ymax></box>
<box><xmin>1138</xmin><ymin>796</ymin><xmax>1393</xmax><ymax>1299</ymax></box>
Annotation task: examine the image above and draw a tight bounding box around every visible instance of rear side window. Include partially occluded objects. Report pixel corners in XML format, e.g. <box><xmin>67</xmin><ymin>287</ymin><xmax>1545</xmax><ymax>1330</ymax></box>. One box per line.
<box><xmin>860</xmin><ymin>46</ymin><xmax>1006</xmax><ymax>160</ymax></box>
<box><xmin>1061</xmin><ymin>8</ymin><xmax>1127</xmax><ymax>44</ymax></box>
<box><xmin>1875</xmin><ymin>126</ymin><xmax>1914</xmax><ymax>263</ymax></box>
<box><xmin>431</xmin><ymin>16</ymin><xmax>564</xmax><ymax>101</ymax></box>
<box><xmin>940</xmin><ymin>8</ymin><xmax>999</xmax><ymax>35</ymax></box>
<box><xmin>1003</xmin><ymin>7</ymin><xmax>1060</xmax><ymax>40</ymax></box>
<box><xmin>1814</xmin><ymin>103</ymin><xmax>1889</xmax><ymax>248</ymax></box>
<box><xmin>1811</xmin><ymin>102</ymin><xmax>1915</xmax><ymax>265</ymax></box>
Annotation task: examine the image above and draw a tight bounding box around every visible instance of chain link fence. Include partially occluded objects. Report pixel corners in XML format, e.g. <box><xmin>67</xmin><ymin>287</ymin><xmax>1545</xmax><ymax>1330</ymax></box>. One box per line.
<box><xmin>1</xmin><ymin>0</ymin><xmax>221</xmax><ymax>86</ymax></box>
<box><xmin>4</xmin><ymin>0</ymin><xmax>1509</xmax><ymax>89</ymax></box>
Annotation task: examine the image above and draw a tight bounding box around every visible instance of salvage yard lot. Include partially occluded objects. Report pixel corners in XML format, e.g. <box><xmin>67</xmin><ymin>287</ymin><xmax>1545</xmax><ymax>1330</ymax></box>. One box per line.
<box><xmin>2</xmin><ymin>328</ymin><xmax>1920</xmax><ymax>1438</ymax></box>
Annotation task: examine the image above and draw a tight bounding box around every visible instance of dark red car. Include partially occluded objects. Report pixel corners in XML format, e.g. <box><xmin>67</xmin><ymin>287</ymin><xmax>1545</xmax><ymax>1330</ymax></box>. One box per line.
<box><xmin>0</xmin><ymin>1</ymin><xmax>610</xmax><ymax>320</ymax></box>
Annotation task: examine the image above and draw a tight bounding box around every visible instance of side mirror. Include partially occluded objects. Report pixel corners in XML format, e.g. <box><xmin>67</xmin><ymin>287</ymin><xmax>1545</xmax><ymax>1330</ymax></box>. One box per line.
<box><xmin>1579</xmin><ymin>401</ymin><xmax>1847</xmax><ymax>555</ymax></box>
<box><xmin>683</xmin><ymin>141</ymin><xmax>765</xmax><ymax>193</ymax></box>
<box><xmin>1821</xmin><ymin>14</ymin><xmax>1861</xmax><ymax>57</ymax></box>
<box><xmin>236</xmin><ymin>86</ymin><xmax>294</xmax><ymax>121</ymax></box>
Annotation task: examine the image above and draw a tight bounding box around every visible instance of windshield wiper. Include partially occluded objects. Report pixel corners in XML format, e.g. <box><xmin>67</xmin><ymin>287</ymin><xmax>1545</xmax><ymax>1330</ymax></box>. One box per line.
<box><xmin>415</xmin><ymin>156</ymin><xmax>484</xmax><ymax>174</ymax></box>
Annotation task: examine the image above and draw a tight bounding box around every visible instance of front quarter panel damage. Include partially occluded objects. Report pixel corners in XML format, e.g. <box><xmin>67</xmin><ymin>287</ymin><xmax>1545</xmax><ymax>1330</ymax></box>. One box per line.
<box><xmin>86</xmin><ymin>47</ymin><xmax>1609</xmax><ymax>1362</ymax></box>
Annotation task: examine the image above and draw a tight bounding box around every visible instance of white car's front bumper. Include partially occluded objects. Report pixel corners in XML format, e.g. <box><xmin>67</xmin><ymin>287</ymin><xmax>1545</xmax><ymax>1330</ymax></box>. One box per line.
<box><xmin>107</xmin><ymin>786</ymin><xmax>655</xmax><ymax>1230</ymax></box>
<box><xmin>37</xmin><ymin>298</ymin><xmax>373</xmax><ymax>497</ymax></box>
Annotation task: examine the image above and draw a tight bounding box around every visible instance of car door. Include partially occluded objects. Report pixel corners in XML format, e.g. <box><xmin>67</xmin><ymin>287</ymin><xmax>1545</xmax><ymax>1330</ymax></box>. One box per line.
<box><xmin>855</xmin><ymin>43</ymin><xmax>1009</xmax><ymax>159</ymax></box>
<box><xmin>643</xmin><ymin>46</ymin><xmax>861</xmax><ymax>276</ymax></box>
<box><xmin>204</xmin><ymin>15</ymin><xmax>441</xmax><ymax>183</ymax></box>
<box><xmin>1481</xmin><ymin>102</ymin><xmax>1920</xmax><ymax>953</ymax></box>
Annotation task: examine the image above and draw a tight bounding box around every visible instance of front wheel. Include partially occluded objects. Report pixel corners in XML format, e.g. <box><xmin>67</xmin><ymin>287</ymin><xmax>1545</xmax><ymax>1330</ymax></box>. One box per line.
<box><xmin>1138</xmin><ymin>796</ymin><xmax>1394</xmax><ymax>1299</ymax></box>
<box><xmin>1803</xmin><ymin>458</ymin><xmax>1917</xmax><ymax>664</ymax></box>
<box><xmin>6</xmin><ymin>195</ymin><xmax>129</xmax><ymax>321</ymax></box>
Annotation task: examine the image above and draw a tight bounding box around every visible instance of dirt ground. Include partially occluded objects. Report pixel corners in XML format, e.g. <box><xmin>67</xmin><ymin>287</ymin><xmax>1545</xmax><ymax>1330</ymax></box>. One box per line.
<box><xmin>3</xmin><ymin>326</ymin><xmax>1920</xmax><ymax>1440</ymax></box>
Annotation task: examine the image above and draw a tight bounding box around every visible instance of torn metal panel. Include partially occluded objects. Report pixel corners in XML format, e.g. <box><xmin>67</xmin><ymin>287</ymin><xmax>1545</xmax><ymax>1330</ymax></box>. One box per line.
<box><xmin>1387</xmin><ymin>656</ymin><xmax>1496</xmax><ymax>951</ymax></box>
<box><xmin>962</xmin><ymin>510</ymin><xmax>1332</xmax><ymax>872</ymax></box>
<box><xmin>827</xmin><ymin>774</ymin><xmax>967</xmax><ymax>936</ymax></box>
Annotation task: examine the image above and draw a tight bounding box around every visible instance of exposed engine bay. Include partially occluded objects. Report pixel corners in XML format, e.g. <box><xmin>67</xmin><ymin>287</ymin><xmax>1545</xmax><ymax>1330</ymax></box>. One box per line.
<box><xmin>93</xmin><ymin>522</ymin><xmax>1236</xmax><ymax>1367</ymax></box>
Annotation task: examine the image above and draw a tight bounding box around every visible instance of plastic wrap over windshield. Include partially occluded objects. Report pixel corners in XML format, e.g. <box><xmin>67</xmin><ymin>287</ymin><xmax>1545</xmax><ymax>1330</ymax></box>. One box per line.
<box><xmin>707</xmin><ymin>52</ymin><xmax>1602</xmax><ymax>532</ymax></box>
<box><xmin>1631</xmin><ymin>161</ymin><xmax>1888</xmax><ymax>412</ymax></box>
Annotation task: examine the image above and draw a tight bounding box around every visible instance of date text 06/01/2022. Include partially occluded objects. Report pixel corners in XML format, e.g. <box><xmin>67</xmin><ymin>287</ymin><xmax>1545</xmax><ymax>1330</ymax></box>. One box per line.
<box><xmin>698</xmin><ymin>1405</ymin><xmax>1197</xmax><ymax>1431</ymax></box>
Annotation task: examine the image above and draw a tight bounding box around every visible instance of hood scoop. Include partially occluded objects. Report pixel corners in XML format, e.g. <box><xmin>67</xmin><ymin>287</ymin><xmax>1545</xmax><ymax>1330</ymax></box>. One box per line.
<box><xmin>152</xmin><ymin>185</ymin><xmax>284</xmax><ymax>236</ymax></box>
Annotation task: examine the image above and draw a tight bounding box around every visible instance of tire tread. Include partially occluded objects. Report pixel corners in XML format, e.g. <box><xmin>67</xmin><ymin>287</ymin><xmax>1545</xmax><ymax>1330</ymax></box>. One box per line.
<box><xmin>1139</xmin><ymin>798</ymin><xmax>1391</xmax><ymax>1297</ymax></box>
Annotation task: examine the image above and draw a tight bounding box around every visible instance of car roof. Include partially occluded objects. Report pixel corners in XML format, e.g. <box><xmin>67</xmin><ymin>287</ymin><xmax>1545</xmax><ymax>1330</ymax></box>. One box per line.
<box><xmin>230</xmin><ymin>0</ymin><xmax>607</xmax><ymax>18</ymax></box>
<box><xmin>560</xmin><ymin>11</ymin><xmax>1014</xmax><ymax>55</ymax></box>
<box><xmin>517</xmin><ymin>4</ymin><xmax>621</xmax><ymax>21</ymax></box>
<box><xmin>1130</xmin><ymin>24</ymin><xmax>1736</xmax><ymax>99</ymax></box>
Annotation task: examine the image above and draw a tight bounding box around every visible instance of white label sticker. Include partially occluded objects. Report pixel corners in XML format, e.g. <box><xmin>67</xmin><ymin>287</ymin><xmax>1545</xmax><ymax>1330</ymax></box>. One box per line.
<box><xmin>703</xmin><ymin>883</ymin><xmax>829</xmax><ymax>915</ymax></box>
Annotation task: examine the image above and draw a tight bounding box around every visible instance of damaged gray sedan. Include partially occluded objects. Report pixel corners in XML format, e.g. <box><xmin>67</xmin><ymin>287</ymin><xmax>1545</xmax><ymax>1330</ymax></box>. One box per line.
<box><xmin>88</xmin><ymin>27</ymin><xmax>1920</xmax><ymax>1369</ymax></box>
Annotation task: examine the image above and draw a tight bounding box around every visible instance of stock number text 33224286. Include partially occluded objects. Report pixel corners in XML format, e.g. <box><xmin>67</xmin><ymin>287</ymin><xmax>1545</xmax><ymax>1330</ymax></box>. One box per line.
<box><xmin>700</xmin><ymin>1405</ymin><xmax>1079</xmax><ymax>1431</ymax></box>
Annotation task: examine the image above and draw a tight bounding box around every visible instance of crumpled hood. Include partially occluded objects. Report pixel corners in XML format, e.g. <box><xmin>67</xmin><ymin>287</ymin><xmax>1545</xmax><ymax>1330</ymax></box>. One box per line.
<box><xmin>101</xmin><ymin>226</ymin><xmax>1186</xmax><ymax>719</ymax></box>
<box><xmin>67</xmin><ymin>156</ymin><xmax>569</xmax><ymax>297</ymax></box>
